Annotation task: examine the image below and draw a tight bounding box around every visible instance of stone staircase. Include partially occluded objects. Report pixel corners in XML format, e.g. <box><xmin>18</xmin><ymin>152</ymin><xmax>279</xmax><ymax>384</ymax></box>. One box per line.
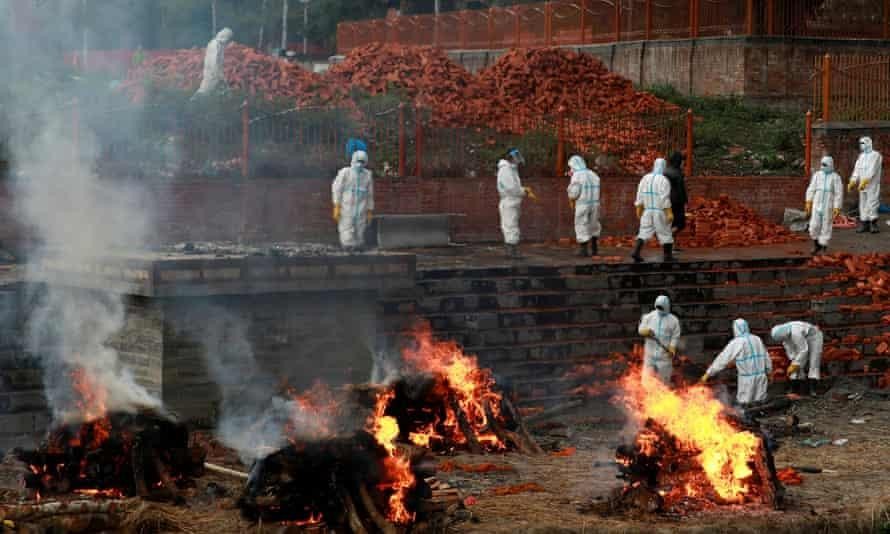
<box><xmin>383</xmin><ymin>256</ymin><xmax>889</xmax><ymax>406</ymax></box>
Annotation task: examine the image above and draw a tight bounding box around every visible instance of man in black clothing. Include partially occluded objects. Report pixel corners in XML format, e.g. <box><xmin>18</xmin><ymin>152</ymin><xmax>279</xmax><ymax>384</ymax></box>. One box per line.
<box><xmin>664</xmin><ymin>152</ymin><xmax>688</xmax><ymax>251</ymax></box>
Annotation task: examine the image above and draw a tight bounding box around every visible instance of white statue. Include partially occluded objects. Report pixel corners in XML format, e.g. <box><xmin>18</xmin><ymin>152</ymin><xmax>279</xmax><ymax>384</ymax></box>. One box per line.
<box><xmin>193</xmin><ymin>27</ymin><xmax>233</xmax><ymax>98</ymax></box>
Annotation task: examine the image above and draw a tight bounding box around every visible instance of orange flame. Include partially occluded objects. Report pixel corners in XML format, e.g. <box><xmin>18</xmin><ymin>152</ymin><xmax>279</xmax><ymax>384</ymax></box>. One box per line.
<box><xmin>70</xmin><ymin>367</ymin><xmax>111</xmax><ymax>448</ymax></box>
<box><xmin>402</xmin><ymin>325</ymin><xmax>505</xmax><ymax>450</ymax></box>
<box><xmin>617</xmin><ymin>371</ymin><xmax>760</xmax><ymax>503</ymax></box>
<box><xmin>283</xmin><ymin>382</ymin><xmax>340</xmax><ymax>443</ymax></box>
<box><xmin>367</xmin><ymin>390</ymin><xmax>416</xmax><ymax>524</ymax></box>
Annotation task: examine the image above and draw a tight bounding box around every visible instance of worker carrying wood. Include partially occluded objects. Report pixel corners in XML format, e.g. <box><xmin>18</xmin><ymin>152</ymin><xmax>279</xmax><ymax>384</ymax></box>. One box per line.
<box><xmin>700</xmin><ymin>319</ymin><xmax>772</xmax><ymax>406</ymax></box>
<box><xmin>631</xmin><ymin>158</ymin><xmax>674</xmax><ymax>263</ymax></box>
<box><xmin>771</xmin><ymin>321</ymin><xmax>823</xmax><ymax>397</ymax></box>
<box><xmin>847</xmin><ymin>136</ymin><xmax>883</xmax><ymax>234</ymax></box>
<box><xmin>566</xmin><ymin>155</ymin><xmax>601</xmax><ymax>257</ymax></box>
<box><xmin>638</xmin><ymin>295</ymin><xmax>681</xmax><ymax>388</ymax></box>
<box><xmin>332</xmin><ymin>149</ymin><xmax>374</xmax><ymax>251</ymax></box>
<box><xmin>806</xmin><ymin>156</ymin><xmax>844</xmax><ymax>255</ymax></box>
<box><xmin>497</xmin><ymin>148</ymin><xmax>536</xmax><ymax>259</ymax></box>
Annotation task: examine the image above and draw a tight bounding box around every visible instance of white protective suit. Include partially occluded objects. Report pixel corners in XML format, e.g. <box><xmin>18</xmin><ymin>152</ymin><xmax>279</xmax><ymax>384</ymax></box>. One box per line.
<box><xmin>497</xmin><ymin>159</ymin><xmax>526</xmax><ymax>245</ymax></box>
<box><xmin>705</xmin><ymin>319</ymin><xmax>772</xmax><ymax>405</ymax></box>
<box><xmin>635</xmin><ymin>159</ymin><xmax>673</xmax><ymax>245</ymax></box>
<box><xmin>639</xmin><ymin>295</ymin><xmax>681</xmax><ymax>387</ymax></box>
<box><xmin>771</xmin><ymin>321</ymin><xmax>823</xmax><ymax>380</ymax></box>
<box><xmin>194</xmin><ymin>28</ymin><xmax>233</xmax><ymax>97</ymax></box>
<box><xmin>332</xmin><ymin>150</ymin><xmax>374</xmax><ymax>248</ymax></box>
<box><xmin>806</xmin><ymin>156</ymin><xmax>844</xmax><ymax>246</ymax></box>
<box><xmin>849</xmin><ymin>137</ymin><xmax>883</xmax><ymax>223</ymax></box>
<box><xmin>567</xmin><ymin>155</ymin><xmax>601</xmax><ymax>243</ymax></box>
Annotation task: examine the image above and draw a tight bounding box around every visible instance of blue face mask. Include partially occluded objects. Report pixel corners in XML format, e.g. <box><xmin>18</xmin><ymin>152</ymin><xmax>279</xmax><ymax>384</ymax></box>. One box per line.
<box><xmin>656</xmin><ymin>307</ymin><xmax>668</xmax><ymax>316</ymax></box>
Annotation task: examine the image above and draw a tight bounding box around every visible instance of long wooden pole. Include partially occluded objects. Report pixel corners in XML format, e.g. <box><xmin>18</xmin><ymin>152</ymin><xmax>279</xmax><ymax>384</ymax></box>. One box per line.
<box><xmin>822</xmin><ymin>54</ymin><xmax>831</xmax><ymax>121</ymax></box>
<box><xmin>685</xmin><ymin>109</ymin><xmax>694</xmax><ymax>177</ymax></box>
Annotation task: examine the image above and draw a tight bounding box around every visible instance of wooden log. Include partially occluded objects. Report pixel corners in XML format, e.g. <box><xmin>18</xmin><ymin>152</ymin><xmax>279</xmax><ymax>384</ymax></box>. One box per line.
<box><xmin>525</xmin><ymin>400</ymin><xmax>584</xmax><ymax>426</ymax></box>
<box><xmin>357</xmin><ymin>483</ymin><xmax>398</xmax><ymax>534</ymax></box>
<box><xmin>0</xmin><ymin>499</ymin><xmax>125</xmax><ymax>521</ymax></box>
<box><xmin>340</xmin><ymin>488</ymin><xmax>370</xmax><ymax>534</ymax></box>
<box><xmin>204</xmin><ymin>462</ymin><xmax>249</xmax><ymax>480</ymax></box>
<box><xmin>447</xmin><ymin>395</ymin><xmax>483</xmax><ymax>454</ymax></box>
<box><xmin>501</xmin><ymin>396</ymin><xmax>544</xmax><ymax>455</ymax></box>
<box><xmin>483</xmin><ymin>399</ymin><xmax>532</xmax><ymax>454</ymax></box>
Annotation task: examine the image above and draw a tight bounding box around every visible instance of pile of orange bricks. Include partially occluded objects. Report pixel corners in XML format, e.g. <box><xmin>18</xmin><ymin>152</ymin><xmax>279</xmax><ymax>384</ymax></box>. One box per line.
<box><xmin>599</xmin><ymin>195</ymin><xmax>804</xmax><ymax>249</ymax></box>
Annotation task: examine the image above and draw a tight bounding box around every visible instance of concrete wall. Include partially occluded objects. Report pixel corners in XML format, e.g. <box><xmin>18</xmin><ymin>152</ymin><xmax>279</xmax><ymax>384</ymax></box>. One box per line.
<box><xmin>448</xmin><ymin>37</ymin><xmax>890</xmax><ymax>106</ymax></box>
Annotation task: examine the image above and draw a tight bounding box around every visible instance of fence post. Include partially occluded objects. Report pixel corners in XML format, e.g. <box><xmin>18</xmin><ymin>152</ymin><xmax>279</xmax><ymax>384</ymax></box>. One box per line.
<box><xmin>822</xmin><ymin>54</ymin><xmax>831</xmax><ymax>122</ymax></box>
<box><xmin>614</xmin><ymin>0</ymin><xmax>621</xmax><ymax>42</ymax></box>
<box><xmin>241</xmin><ymin>99</ymin><xmax>249</xmax><ymax>178</ymax></box>
<box><xmin>488</xmin><ymin>8</ymin><xmax>494</xmax><ymax>50</ymax></box>
<box><xmin>645</xmin><ymin>0</ymin><xmax>653</xmax><ymax>40</ymax></box>
<box><xmin>685</xmin><ymin>109</ymin><xmax>694</xmax><ymax>177</ymax></box>
<box><xmin>546</xmin><ymin>2</ymin><xmax>553</xmax><ymax>46</ymax></box>
<box><xmin>415</xmin><ymin>106</ymin><xmax>423</xmax><ymax>178</ymax></box>
<box><xmin>766</xmin><ymin>0</ymin><xmax>775</xmax><ymax>35</ymax></box>
<box><xmin>689</xmin><ymin>0</ymin><xmax>698</xmax><ymax>38</ymax></box>
<box><xmin>555</xmin><ymin>110</ymin><xmax>566</xmax><ymax>177</ymax></box>
<box><xmin>398</xmin><ymin>104</ymin><xmax>407</xmax><ymax>177</ymax></box>
<box><xmin>746</xmin><ymin>0</ymin><xmax>754</xmax><ymax>34</ymax></box>
<box><xmin>804</xmin><ymin>110</ymin><xmax>813</xmax><ymax>178</ymax></box>
<box><xmin>580</xmin><ymin>0</ymin><xmax>587</xmax><ymax>44</ymax></box>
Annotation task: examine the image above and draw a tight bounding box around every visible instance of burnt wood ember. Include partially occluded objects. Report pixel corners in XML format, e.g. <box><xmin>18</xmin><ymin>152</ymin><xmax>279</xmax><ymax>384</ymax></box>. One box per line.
<box><xmin>237</xmin><ymin>431</ymin><xmax>442</xmax><ymax>532</ymax></box>
<box><xmin>15</xmin><ymin>410</ymin><xmax>205</xmax><ymax>503</ymax></box>
<box><xmin>609</xmin><ymin>415</ymin><xmax>783</xmax><ymax>515</ymax></box>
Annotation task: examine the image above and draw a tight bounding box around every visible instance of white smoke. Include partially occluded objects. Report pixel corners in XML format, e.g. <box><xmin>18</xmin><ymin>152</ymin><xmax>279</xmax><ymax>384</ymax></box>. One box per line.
<box><xmin>3</xmin><ymin>2</ymin><xmax>161</xmax><ymax>422</ymax></box>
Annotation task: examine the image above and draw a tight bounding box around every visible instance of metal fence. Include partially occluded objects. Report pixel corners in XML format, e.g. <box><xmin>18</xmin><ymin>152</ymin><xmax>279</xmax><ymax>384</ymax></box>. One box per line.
<box><xmin>337</xmin><ymin>0</ymin><xmax>890</xmax><ymax>53</ymax></box>
<box><xmin>78</xmin><ymin>100</ymin><xmax>691</xmax><ymax>179</ymax></box>
<box><xmin>813</xmin><ymin>53</ymin><xmax>890</xmax><ymax>122</ymax></box>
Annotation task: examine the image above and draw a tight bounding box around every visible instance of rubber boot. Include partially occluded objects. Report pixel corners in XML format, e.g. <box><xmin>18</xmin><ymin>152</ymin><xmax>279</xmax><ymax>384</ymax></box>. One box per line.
<box><xmin>630</xmin><ymin>239</ymin><xmax>645</xmax><ymax>263</ymax></box>
<box><xmin>811</xmin><ymin>240</ymin><xmax>821</xmax><ymax>255</ymax></box>
<box><xmin>808</xmin><ymin>379</ymin><xmax>819</xmax><ymax>397</ymax></box>
<box><xmin>871</xmin><ymin>220</ymin><xmax>881</xmax><ymax>234</ymax></box>
<box><xmin>511</xmin><ymin>244</ymin><xmax>522</xmax><ymax>259</ymax></box>
<box><xmin>856</xmin><ymin>220</ymin><xmax>868</xmax><ymax>233</ymax></box>
<box><xmin>576</xmin><ymin>241</ymin><xmax>589</xmax><ymax>257</ymax></box>
<box><xmin>662</xmin><ymin>243</ymin><xmax>674</xmax><ymax>263</ymax></box>
<box><xmin>505</xmin><ymin>244</ymin><xmax>513</xmax><ymax>258</ymax></box>
<box><xmin>590</xmin><ymin>237</ymin><xmax>598</xmax><ymax>256</ymax></box>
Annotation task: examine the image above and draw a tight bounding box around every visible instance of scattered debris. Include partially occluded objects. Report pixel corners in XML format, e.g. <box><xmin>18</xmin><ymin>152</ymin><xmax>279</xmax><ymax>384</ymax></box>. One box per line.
<box><xmin>490</xmin><ymin>483</ymin><xmax>546</xmax><ymax>497</ymax></box>
<box><xmin>776</xmin><ymin>467</ymin><xmax>804</xmax><ymax>485</ymax></box>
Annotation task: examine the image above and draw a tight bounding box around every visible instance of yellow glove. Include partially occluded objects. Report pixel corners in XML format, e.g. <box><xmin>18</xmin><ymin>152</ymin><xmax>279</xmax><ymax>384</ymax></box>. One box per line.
<box><xmin>859</xmin><ymin>179</ymin><xmax>870</xmax><ymax>192</ymax></box>
<box><xmin>568</xmin><ymin>199</ymin><xmax>575</xmax><ymax>211</ymax></box>
<box><xmin>668</xmin><ymin>344</ymin><xmax>677</xmax><ymax>356</ymax></box>
<box><xmin>367</xmin><ymin>210</ymin><xmax>373</xmax><ymax>224</ymax></box>
<box><xmin>833</xmin><ymin>208</ymin><xmax>840</xmax><ymax>218</ymax></box>
<box><xmin>636</xmin><ymin>205</ymin><xmax>644</xmax><ymax>219</ymax></box>
<box><xmin>665</xmin><ymin>207</ymin><xmax>674</xmax><ymax>224</ymax></box>
<box><xmin>848</xmin><ymin>180</ymin><xmax>857</xmax><ymax>193</ymax></box>
<box><xmin>699</xmin><ymin>373</ymin><xmax>709</xmax><ymax>384</ymax></box>
<box><xmin>524</xmin><ymin>186</ymin><xmax>538</xmax><ymax>202</ymax></box>
<box><xmin>805</xmin><ymin>201</ymin><xmax>812</xmax><ymax>216</ymax></box>
<box><xmin>639</xmin><ymin>327</ymin><xmax>652</xmax><ymax>338</ymax></box>
<box><xmin>787</xmin><ymin>363</ymin><xmax>800</xmax><ymax>376</ymax></box>
<box><xmin>332</xmin><ymin>203</ymin><xmax>341</xmax><ymax>222</ymax></box>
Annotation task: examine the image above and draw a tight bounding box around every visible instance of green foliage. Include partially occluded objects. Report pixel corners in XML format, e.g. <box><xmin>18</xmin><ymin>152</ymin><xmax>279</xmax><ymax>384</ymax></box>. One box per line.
<box><xmin>647</xmin><ymin>84</ymin><xmax>805</xmax><ymax>176</ymax></box>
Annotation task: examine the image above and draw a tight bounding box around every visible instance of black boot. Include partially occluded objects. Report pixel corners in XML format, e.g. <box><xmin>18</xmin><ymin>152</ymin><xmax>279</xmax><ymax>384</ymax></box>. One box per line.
<box><xmin>808</xmin><ymin>379</ymin><xmax>819</xmax><ymax>397</ymax></box>
<box><xmin>505</xmin><ymin>244</ymin><xmax>513</xmax><ymax>258</ymax></box>
<box><xmin>577</xmin><ymin>241</ymin><xmax>589</xmax><ymax>257</ymax></box>
<box><xmin>811</xmin><ymin>240</ymin><xmax>821</xmax><ymax>255</ymax></box>
<box><xmin>871</xmin><ymin>220</ymin><xmax>881</xmax><ymax>233</ymax></box>
<box><xmin>630</xmin><ymin>239</ymin><xmax>645</xmax><ymax>263</ymax></box>
<box><xmin>590</xmin><ymin>237</ymin><xmax>598</xmax><ymax>256</ymax></box>
<box><xmin>856</xmin><ymin>220</ymin><xmax>868</xmax><ymax>233</ymax></box>
<box><xmin>511</xmin><ymin>244</ymin><xmax>522</xmax><ymax>259</ymax></box>
<box><xmin>663</xmin><ymin>243</ymin><xmax>674</xmax><ymax>263</ymax></box>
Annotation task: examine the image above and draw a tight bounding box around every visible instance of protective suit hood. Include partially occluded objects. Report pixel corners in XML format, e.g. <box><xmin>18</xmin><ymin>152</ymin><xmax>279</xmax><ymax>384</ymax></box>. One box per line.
<box><xmin>498</xmin><ymin>159</ymin><xmax>513</xmax><ymax>170</ymax></box>
<box><xmin>568</xmin><ymin>155</ymin><xmax>587</xmax><ymax>173</ymax></box>
<box><xmin>860</xmin><ymin>136</ymin><xmax>874</xmax><ymax>154</ymax></box>
<box><xmin>216</xmin><ymin>28</ymin><xmax>233</xmax><ymax>44</ymax></box>
<box><xmin>652</xmin><ymin>158</ymin><xmax>666</xmax><ymax>176</ymax></box>
<box><xmin>351</xmin><ymin>150</ymin><xmax>368</xmax><ymax>168</ymax></box>
<box><xmin>820</xmin><ymin>156</ymin><xmax>834</xmax><ymax>173</ymax></box>
<box><xmin>733</xmin><ymin>318</ymin><xmax>750</xmax><ymax>337</ymax></box>
<box><xmin>654</xmin><ymin>295</ymin><xmax>670</xmax><ymax>315</ymax></box>
<box><xmin>770</xmin><ymin>324</ymin><xmax>790</xmax><ymax>342</ymax></box>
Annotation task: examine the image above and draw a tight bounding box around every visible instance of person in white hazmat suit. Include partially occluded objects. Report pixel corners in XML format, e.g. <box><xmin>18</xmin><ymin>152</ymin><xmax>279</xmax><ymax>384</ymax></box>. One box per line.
<box><xmin>847</xmin><ymin>136</ymin><xmax>883</xmax><ymax>234</ymax></box>
<box><xmin>332</xmin><ymin>150</ymin><xmax>374</xmax><ymax>250</ymax></box>
<box><xmin>566</xmin><ymin>155</ymin><xmax>601</xmax><ymax>257</ymax></box>
<box><xmin>700</xmin><ymin>319</ymin><xmax>772</xmax><ymax>406</ymax></box>
<box><xmin>497</xmin><ymin>148</ymin><xmax>536</xmax><ymax>258</ymax></box>
<box><xmin>638</xmin><ymin>295</ymin><xmax>681</xmax><ymax>388</ymax></box>
<box><xmin>806</xmin><ymin>156</ymin><xmax>844</xmax><ymax>255</ymax></box>
<box><xmin>631</xmin><ymin>158</ymin><xmax>674</xmax><ymax>263</ymax></box>
<box><xmin>771</xmin><ymin>321</ymin><xmax>823</xmax><ymax>396</ymax></box>
<box><xmin>193</xmin><ymin>28</ymin><xmax>233</xmax><ymax>98</ymax></box>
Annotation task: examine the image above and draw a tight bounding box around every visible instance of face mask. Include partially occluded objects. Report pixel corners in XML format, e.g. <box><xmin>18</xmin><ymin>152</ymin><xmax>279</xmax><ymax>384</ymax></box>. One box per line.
<box><xmin>821</xmin><ymin>163</ymin><xmax>832</xmax><ymax>173</ymax></box>
<box><xmin>656</xmin><ymin>308</ymin><xmax>668</xmax><ymax>316</ymax></box>
<box><xmin>352</xmin><ymin>161</ymin><xmax>365</xmax><ymax>170</ymax></box>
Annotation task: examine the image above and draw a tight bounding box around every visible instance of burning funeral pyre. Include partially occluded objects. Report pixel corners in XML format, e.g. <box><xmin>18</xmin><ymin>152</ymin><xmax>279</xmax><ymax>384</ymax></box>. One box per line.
<box><xmin>14</xmin><ymin>368</ymin><xmax>205</xmax><ymax>504</ymax></box>
<box><xmin>238</xmin><ymin>326</ymin><xmax>539</xmax><ymax>530</ymax></box>
<box><xmin>602</xmin><ymin>372</ymin><xmax>783</xmax><ymax>515</ymax></box>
